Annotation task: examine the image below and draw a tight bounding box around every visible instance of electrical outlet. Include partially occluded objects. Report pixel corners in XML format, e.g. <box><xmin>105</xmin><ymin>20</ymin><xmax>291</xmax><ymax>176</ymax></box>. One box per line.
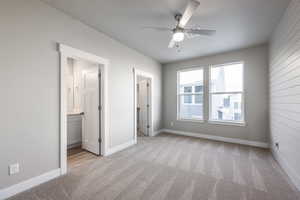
<box><xmin>275</xmin><ymin>142</ymin><xmax>279</xmax><ymax>150</ymax></box>
<box><xmin>170</xmin><ymin>121</ymin><xmax>174</xmax><ymax>127</ymax></box>
<box><xmin>9</xmin><ymin>163</ymin><xmax>19</xmax><ymax>175</ymax></box>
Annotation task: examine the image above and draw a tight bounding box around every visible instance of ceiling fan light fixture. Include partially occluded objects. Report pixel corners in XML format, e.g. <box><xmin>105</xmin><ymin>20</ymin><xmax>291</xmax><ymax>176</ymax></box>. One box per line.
<box><xmin>172</xmin><ymin>31</ymin><xmax>184</xmax><ymax>42</ymax></box>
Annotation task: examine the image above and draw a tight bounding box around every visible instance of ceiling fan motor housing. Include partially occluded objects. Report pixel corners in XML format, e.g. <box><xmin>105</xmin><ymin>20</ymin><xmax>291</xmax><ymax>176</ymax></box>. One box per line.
<box><xmin>175</xmin><ymin>14</ymin><xmax>182</xmax><ymax>22</ymax></box>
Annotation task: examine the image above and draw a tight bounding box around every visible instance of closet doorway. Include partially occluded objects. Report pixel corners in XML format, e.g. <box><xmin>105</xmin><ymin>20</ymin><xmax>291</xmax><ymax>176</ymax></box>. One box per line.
<box><xmin>134</xmin><ymin>69</ymin><xmax>153</xmax><ymax>143</ymax></box>
<box><xmin>59</xmin><ymin>44</ymin><xmax>109</xmax><ymax>175</ymax></box>
<box><xmin>137</xmin><ymin>76</ymin><xmax>150</xmax><ymax>136</ymax></box>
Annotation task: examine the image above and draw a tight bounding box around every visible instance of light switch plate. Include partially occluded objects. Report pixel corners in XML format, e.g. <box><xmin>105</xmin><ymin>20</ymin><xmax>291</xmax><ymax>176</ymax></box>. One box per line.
<box><xmin>9</xmin><ymin>163</ymin><xmax>19</xmax><ymax>175</ymax></box>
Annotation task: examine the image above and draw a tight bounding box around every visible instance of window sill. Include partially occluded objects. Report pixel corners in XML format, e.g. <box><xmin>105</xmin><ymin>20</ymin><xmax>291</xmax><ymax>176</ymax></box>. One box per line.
<box><xmin>177</xmin><ymin>118</ymin><xmax>204</xmax><ymax>123</ymax></box>
<box><xmin>208</xmin><ymin>120</ymin><xmax>246</xmax><ymax>127</ymax></box>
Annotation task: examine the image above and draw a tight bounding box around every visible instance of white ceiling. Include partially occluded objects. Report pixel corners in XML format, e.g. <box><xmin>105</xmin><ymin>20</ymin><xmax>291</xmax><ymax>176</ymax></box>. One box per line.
<box><xmin>43</xmin><ymin>0</ymin><xmax>290</xmax><ymax>63</ymax></box>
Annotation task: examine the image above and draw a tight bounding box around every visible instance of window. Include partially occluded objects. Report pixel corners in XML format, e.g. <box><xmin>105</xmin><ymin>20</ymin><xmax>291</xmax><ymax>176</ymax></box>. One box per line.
<box><xmin>209</xmin><ymin>62</ymin><xmax>244</xmax><ymax>123</ymax></box>
<box><xmin>234</xmin><ymin>102</ymin><xmax>239</xmax><ymax>109</ymax></box>
<box><xmin>223</xmin><ymin>97</ymin><xmax>230</xmax><ymax>107</ymax></box>
<box><xmin>195</xmin><ymin>85</ymin><xmax>203</xmax><ymax>93</ymax></box>
<box><xmin>184</xmin><ymin>95</ymin><xmax>192</xmax><ymax>104</ymax></box>
<box><xmin>184</xmin><ymin>86</ymin><xmax>192</xmax><ymax>93</ymax></box>
<box><xmin>194</xmin><ymin>93</ymin><xmax>203</xmax><ymax>104</ymax></box>
<box><xmin>178</xmin><ymin>68</ymin><xmax>204</xmax><ymax>120</ymax></box>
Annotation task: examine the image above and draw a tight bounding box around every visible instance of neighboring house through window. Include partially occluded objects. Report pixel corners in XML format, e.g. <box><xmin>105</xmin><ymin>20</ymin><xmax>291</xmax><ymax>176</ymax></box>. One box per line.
<box><xmin>177</xmin><ymin>62</ymin><xmax>245</xmax><ymax>125</ymax></box>
<box><xmin>209</xmin><ymin>62</ymin><xmax>244</xmax><ymax>123</ymax></box>
<box><xmin>178</xmin><ymin>68</ymin><xmax>204</xmax><ymax>120</ymax></box>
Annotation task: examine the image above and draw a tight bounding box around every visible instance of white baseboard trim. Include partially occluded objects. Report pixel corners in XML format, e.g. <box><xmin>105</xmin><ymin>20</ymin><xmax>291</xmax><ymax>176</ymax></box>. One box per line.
<box><xmin>152</xmin><ymin>129</ymin><xmax>163</xmax><ymax>137</ymax></box>
<box><xmin>0</xmin><ymin>168</ymin><xmax>61</xmax><ymax>200</ymax></box>
<box><xmin>161</xmin><ymin>129</ymin><xmax>269</xmax><ymax>148</ymax></box>
<box><xmin>272</xmin><ymin>149</ymin><xmax>300</xmax><ymax>191</ymax></box>
<box><xmin>105</xmin><ymin>140</ymin><xmax>136</xmax><ymax>156</ymax></box>
<box><xmin>67</xmin><ymin>142</ymin><xmax>81</xmax><ymax>149</ymax></box>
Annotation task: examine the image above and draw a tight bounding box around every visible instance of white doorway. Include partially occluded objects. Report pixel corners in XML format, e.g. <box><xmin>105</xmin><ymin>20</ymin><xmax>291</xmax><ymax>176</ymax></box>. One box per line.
<box><xmin>137</xmin><ymin>76</ymin><xmax>150</xmax><ymax>136</ymax></box>
<box><xmin>82</xmin><ymin>65</ymin><xmax>101</xmax><ymax>155</ymax></box>
<box><xmin>134</xmin><ymin>69</ymin><xmax>154</xmax><ymax>142</ymax></box>
<box><xmin>59</xmin><ymin>44</ymin><xmax>109</xmax><ymax>175</ymax></box>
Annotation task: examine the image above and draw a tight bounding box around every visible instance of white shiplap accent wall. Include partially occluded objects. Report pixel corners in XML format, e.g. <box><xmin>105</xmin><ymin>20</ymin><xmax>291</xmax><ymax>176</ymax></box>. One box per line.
<box><xmin>269</xmin><ymin>0</ymin><xmax>300</xmax><ymax>191</ymax></box>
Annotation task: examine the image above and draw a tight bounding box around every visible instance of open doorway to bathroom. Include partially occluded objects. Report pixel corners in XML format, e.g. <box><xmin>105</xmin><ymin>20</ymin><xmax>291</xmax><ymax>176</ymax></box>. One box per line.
<box><xmin>59</xmin><ymin>44</ymin><xmax>109</xmax><ymax>174</ymax></box>
<box><xmin>66</xmin><ymin>58</ymin><xmax>101</xmax><ymax>168</ymax></box>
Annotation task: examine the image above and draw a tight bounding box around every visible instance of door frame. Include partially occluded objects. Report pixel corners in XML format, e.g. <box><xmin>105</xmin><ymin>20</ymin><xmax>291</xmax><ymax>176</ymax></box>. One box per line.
<box><xmin>133</xmin><ymin>68</ymin><xmax>154</xmax><ymax>143</ymax></box>
<box><xmin>59</xmin><ymin>44</ymin><xmax>110</xmax><ymax>175</ymax></box>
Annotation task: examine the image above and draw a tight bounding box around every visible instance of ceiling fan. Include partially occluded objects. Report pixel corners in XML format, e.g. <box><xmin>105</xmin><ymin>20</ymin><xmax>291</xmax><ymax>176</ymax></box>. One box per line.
<box><xmin>145</xmin><ymin>0</ymin><xmax>216</xmax><ymax>48</ymax></box>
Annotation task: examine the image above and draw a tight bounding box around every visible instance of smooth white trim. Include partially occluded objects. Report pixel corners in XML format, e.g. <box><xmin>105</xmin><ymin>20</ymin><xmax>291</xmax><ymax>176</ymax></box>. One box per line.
<box><xmin>59</xmin><ymin>44</ymin><xmax>110</xmax><ymax>174</ymax></box>
<box><xmin>177</xmin><ymin>119</ymin><xmax>205</xmax><ymax>123</ymax></box>
<box><xmin>161</xmin><ymin>129</ymin><xmax>269</xmax><ymax>148</ymax></box>
<box><xmin>133</xmin><ymin>68</ymin><xmax>154</xmax><ymax>143</ymax></box>
<box><xmin>272</xmin><ymin>149</ymin><xmax>300</xmax><ymax>191</ymax></box>
<box><xmin>152</xmin><ymin>129</ymin><xmax>164</xmax><ymax>136</ymax></box>
<box><xmin>105</xmin><ymin>140</ymin><xmax>136</xmax><ymax>156</ymax></box>
<box><xmin>0</xmin><ymin>169</ymin><xmax>60</xmax><ymax>200</ymax></box>
<box><xmin>59</xmin><ymin>45</ymin><xmax>109</xmax><ymax>65</ymax></box>
<box><xmin>208</xmin><ymin>120</ymin><xmax>246</xmax><ymax>127</ymax></box>
<box><xmin>67</xmin><ymin>142</ymin><xmax>81</xmax><ymax>149</ymax></box>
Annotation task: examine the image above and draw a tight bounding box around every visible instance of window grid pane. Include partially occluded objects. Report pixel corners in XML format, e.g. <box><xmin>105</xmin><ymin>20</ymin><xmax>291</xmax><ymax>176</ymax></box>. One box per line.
<box><xmin>184</xmin><ymin>86</ymin><xmax>192</xmax><ymax>93</ymax></box>
<box><xmin>194</xmin><ymin>94</ymin><xmax>203</xmax><ymax>104</ymax></box>
<box><xmin>184</xmin><ymin>94</ymin><xmax>192</xmax><ymax>104</ymax></box>
<box><xmin>210</xmin><ymin>93</ymin><xmax>243</xmax><ymax>122</ymax></box>
<box><xmin>178</xmin><ymin>69</ymin><xmax>204</xmax><ymax>120</ymax></box>
<box><xmin>195</xmin><ymin>85</ymin><xmax>203</xmax><ymax>93</ymax></box>
<box><xmin>210</xmin><ymin>63</ymin><xmax>243</xmax><ymax>93</ymax></box>
<box><xmin>209</xmin><ymin>63</ymin><xmax>244</xmax><ymax>123</ymax></box>
<box><xmin>179</xmin><ymin>94</ymin><xmax>203</xmax><ymax>120</ymax></box>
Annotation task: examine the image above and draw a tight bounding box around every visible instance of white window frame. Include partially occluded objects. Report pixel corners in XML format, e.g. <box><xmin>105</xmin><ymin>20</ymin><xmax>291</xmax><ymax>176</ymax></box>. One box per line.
<box><xmin>208</xmin><ymin>62</ymin><xmax>246</xmax><ymax>126</ymax></box>
<box><xmin>177</xmin><ymin>67</ymin><xmax>204</xmax><ymax>121</ymax></box>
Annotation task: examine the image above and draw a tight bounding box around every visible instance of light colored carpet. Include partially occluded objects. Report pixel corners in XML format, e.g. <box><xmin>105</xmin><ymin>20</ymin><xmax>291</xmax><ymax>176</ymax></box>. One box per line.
<box><xmin>9</xmin><ymin>133</ymin><xmax>300</xmax><ymax>200</ymax></box>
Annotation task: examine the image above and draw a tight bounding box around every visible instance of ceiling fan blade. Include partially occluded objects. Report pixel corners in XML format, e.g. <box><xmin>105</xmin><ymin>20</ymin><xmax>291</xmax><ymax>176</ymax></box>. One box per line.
<box><xmin>179</xmin><ymin>0</ymin><xmax>200</xmax><ymax>28</ymax></box>
<box><xmin>142</xmin><ymin>26</ymin><xmax>172</xmax><ymax>32</ymax></box>
<box><xmin>168</xmin><ymin>39</ymin><xmax>176</xmax><ymax>48</ymax></box>
<box><xmin>184</xmin><ymin>29</ymin><xmax>216</xmax><ymax>36</ymax></box>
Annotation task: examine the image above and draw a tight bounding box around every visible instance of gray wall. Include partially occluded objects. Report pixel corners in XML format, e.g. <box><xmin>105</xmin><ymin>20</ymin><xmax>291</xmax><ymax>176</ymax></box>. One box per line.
<box><xmin>163</xmin><ymin>45</ymin><xmax>269</xmax><ymax>143</ymax></box>
<box><xmin>269</xmin><ymin>0</ymin><xmax>300</xmax><ymax>190</ymax></box>
<box><xmin>0</xmin><ymin>0</ymin><xmax>162</xmax><ymax>189</ymax></box>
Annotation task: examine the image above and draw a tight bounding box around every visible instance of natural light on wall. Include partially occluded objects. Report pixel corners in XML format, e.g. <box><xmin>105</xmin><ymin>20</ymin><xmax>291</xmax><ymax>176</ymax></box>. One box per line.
<box><xmin>178</xmin><ymin>68</ymin><xmax>204</xmax><ymax>120</ymax></box>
